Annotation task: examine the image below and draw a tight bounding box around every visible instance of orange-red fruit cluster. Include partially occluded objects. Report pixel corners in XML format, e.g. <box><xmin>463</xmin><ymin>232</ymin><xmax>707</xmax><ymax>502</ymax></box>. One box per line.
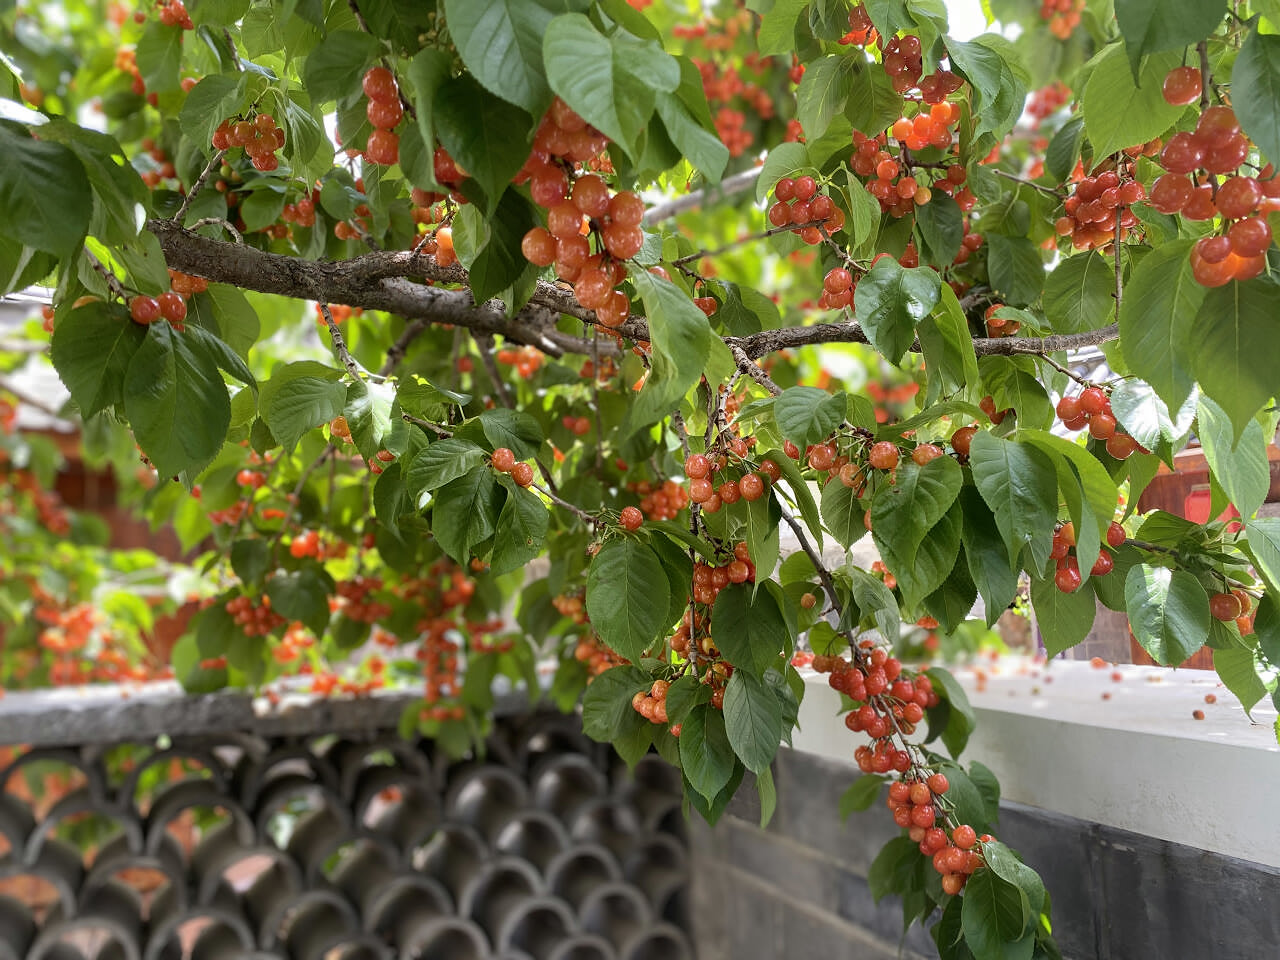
<box><xmin>156</xmin><ymin>0</ymin><xmax>193</xmax><ymax>29</ymax></box>
<box><xmin>1056</xmin><ymin>167</ymin><xmax>1145</xmax><ymax>251</ymax></box>
<box><xmin>225</xmin><ymin>594</ymin><xmax>286</xmax><ymax>637</ymax></box>
<box><xmin>361</xmin><ymin>67</ymin><xmax>402</xmax><ymax>165</ymax></box>
<box><xmin>628</xmin><ymin>478</ymin><xmax>689</xmax><ymax>522</ymax></box>
<box><xmin>1049</xmin><ymin>520</ymin><xmax>1118</xmax><ymax>593</ymax></box>
<box><xmin>491</xmin><ymin>447</ymin><xmax>534</xmax><ymax>487</ymax></box>
<box><xmin>685</xmin><ymin>451</ymin><xmax>773</xmax><ymax>515</ymax></box>
<box><xmin>767</xmin><ymin>175</ymin><xmax>846</xmax><ymax>244</ymax></box>
<box><xmin>1054</xmin><ymin>387</ymin><xmax>1139</xmax><ymax>459</ymax></box>
<box><xmin>632</xmin><ymin>679</ymin><xmax>671</xmax><ymax>724</ymax></box>
<box><xmin>1147</xmin><ymin>104</ymin><xmax>1278</xmax><ymax>287</ymax></box>
<box><xmin>212</xmin><ymin>113</ymin><xmax>285</xmax><ymax>172</ymax></box>
<box><xmin>1040</xmin><ymin>0</ymin><xmax>1084</xmax><ymax>39</ymax></box>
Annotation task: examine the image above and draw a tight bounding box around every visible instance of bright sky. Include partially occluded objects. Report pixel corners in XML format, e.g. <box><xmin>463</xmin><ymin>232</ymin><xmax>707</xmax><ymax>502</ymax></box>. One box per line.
<box><xmin>948</xmin><ymin>0</ymin><xmax>996</xmax><ymax>41</ymax></box>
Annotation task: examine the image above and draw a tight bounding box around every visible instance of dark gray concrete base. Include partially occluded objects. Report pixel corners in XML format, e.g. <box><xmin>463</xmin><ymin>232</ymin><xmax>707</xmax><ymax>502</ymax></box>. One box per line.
<box><xmin>687</xmin><ymin>746</ymin><xmax>1280</xmax><ymax>960</ymax></box>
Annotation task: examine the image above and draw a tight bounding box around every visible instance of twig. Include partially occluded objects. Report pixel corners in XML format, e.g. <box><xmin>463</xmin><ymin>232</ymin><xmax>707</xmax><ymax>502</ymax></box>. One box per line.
<box><xmin>670</xmin><ymin>219</ymin><xmax>834</xmax><ymax>267</ymax></box>
<box><xmin>402</xmin><ymin>413</ymin><xmax>453</xmax><ymax>437</ymax></box>
<box><xmin>269</xmin><ymin>445</ymin><xmax>335</xmax><ymax>559</ymax></box>
<box><xmin>81</xmin><ymin>248</ymin><xmax>129</xmax><ymax>301</ymax></box>
<box><xmin>173</xmin><ymin>149</ymin><xmax>227</xmax><ymax>224</ymax></box>
<box><xmin>531</xmin><ymin>482</ymin><xmax>597</xmax><ymax>526</ymax></box>
<box><xmin>729</xmin><ymin>343</ymin><xmax>781</xmax><ymax>396</ymax></box>
<box><xmin>1036</xmin><ymin>351</ymin><xmax>1091</xmax><ymax>387</ymax></box>
<box><xmin>1197</xmin><ymin>40</ymin><xmax>1211</xmax><ymax>111</ymax></box>
<box><xmin>990</xmin><ymin>167</ymin><xmax>1062</xmax><ymax>199</ymax></box>
<box><xmin>1113</xmin><ymin>215</ymin><xmax>1123</xmax><ymax>321</ymax></box>
<box><xmin>642</xmin><ymin>167</ymin><xmax>763</xmax><ymax>224</ymax></box>
<box><xmin>779</xmin><ymin>504</ymin><xmax>842</xmax><ymax>618</ymax></box>
<box><xmin>318</xmin><ymin>303</ymin><xmax>363</xmax><ymax>380</ymax></box>
<box><xmin>476</xmin><ymin>334</ymin><xmax>514</xmax><ymax>409</ymax></box>
<box><xmin>189</xmin><ymin>216</ymin><xmax>243</xmax><ymax>244</ymax></box>
<box><xmin>379</xmin><ymin>318</ymin><xmax>428</xmax><ymax>376</ymax></box>
<box><xmin>591</xmin><ymin>329</ymin><xmax>603</xmax><ymax>473</ymax></box>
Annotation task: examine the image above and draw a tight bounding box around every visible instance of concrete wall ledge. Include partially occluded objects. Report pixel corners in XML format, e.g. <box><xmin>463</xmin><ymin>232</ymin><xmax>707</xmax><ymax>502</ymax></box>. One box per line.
<box><xmin>792</xmin><ymin>656</ymin><xmax>1280</xmax><ymax>868</ymax></box>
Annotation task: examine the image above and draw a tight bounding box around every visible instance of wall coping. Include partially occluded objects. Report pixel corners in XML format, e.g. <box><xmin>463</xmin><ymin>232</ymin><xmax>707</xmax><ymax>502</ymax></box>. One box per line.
<box><xmin>791</xmin><ymin>656</ymin><xmax>1280</xmax><ymax>869</ymax></box>
<box><xmin>0</xmin><ymin>680</ymin><xmax>528</xmax><ymax>747</ymax></box>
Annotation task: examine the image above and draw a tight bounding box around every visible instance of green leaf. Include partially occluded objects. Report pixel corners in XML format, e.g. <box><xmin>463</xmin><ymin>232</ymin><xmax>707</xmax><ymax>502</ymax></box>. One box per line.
<box><xmin>656</xmin><ymin>59</ymin><xmax>729</xmax><ymax>182</ymax></box>
<box><xmin>774</xmin><ymin>386</ymin><xmax>846</xmax><ymax>450</ymax></box>
<box><xmin>1197</xmin><ymin>396</ymin><xmax>1269</xmax><ymax>518</ymax></box>
<box><xmin>581</xmin><ymin>664</ymin><xmax>651</xmax><ymax>740</ymax></box>
<box><xmin>626</xmin><ymin>268</ymin><xmax>715</xmax><ymax>435</ymax></box>
<box><xmin>853</xmin><ymin>256</ymin><xmax>942</xmax><ymax>364</ymax></box>
<box><xmin>1017</xmin><ymin>429</ymin><xmax>1120</xmax><ymax>537</ymax></box>
<box><xmin>405</xmin><ymin>48</ymin><xmax>453</xmax><ymax>186</ymax></box>
<box><xmin>1082</xmin><ymin>46</ymin><xmax>1188</xmax><ymax>161</ymax></box>
<box><xmin>983</xmin><ymin>841</ymin><xmax>1045</xmax><ymax>920</ymax></box>
<box><xmin>838</xmin><ymin>775</ymin><xmax>887</xmax><ymax>818</ymax></box>
<box><xmin>1118</xmin><ymin>240</ymin><xmax>1203</xmax><ymax>414</ymax></box>
<box><xmin>723</xmin><ymin>670</ymin><xmax>783</xmax><ymax>773</ymax></box>
<box><xmin>0</xmin><ymin>124</ymin><xmax>91</xmax><ymax>254</ymax></box>
<box><xmin>1115</xmin><ymin>0</ymin><xmax>1226</xmax><ymax>77</ymax></box>
<box><xmin>968</xmin><ymin>432</ymin><xmax>1058</xmax><ymax>572</ymax></box>
<box><xmin>962</xmin><ymin>870</ymin><xmax>1034</xmax><ymax>960</ymax></box>
<box><xmin>923</xmin><ymin>549</ymin><xmax>979</xmax><ymax>634</ymax></box>
<box><xmin>1254</xmin><ymin>591</ymin><xmax>1280</xmax><ymax>664</ymax></box>
<box><xmin>756</xmin><ymin>766</ymin><xmax>777</xmax><ymax>829</ymax></box>
<box><xmin>960</xmin><ymin>487</ymin><xmax>1019</xmax><ymax>626</ymax></box>
<box><xmin>1110</xmin><ymin>378</ymin><xmax>1196</xmax><ymax>454</ymax></box>
<box><xmin>490</xmin><ymin>479</ymin><xmax>550</xmax><ymax>577</ymax></box>
<box><xmin>757</xmin><ymin>0</ymin><xmax>810</xmax><ymax>56</ymax></box>
<box><xmin>871</xmin><ymin>461</ymin><xmax>963</xmax><ymax>607</ymax></box>
<box><xmin>543</xmin><ymin>13</ymin><xmax>678</xmax><ymax>160</ymax></box>
<box><xmin>265</xmin><ymin>377</ymin><xmax>346</xmax><ymax>452</ymax></box>
<box><xmin>302</xmin><ymin>30</ymin><xmax>382</xmax><ymax>103</ymax></box>
<box><xmin>918</xmin><ymin>284</ymin><xmax>980</xmax><ymax>404</ymax></box>
<box><xmin>985</xmin><ymin>234</ymin><xmax>1044</xmax><ymax>307</ymax></box>
<box><xmin>1124</xmin><ymin>565</ymin><xmax>1210</xmax><ymax>665</ymax></box>
<box><xmin>680</xmin><ymin>704</ymin><xmax>737</xmax><ymax>802</ymax></box>
<box><xmin>1191</xmin><ymin>280</ymin><xmax>1280</xmax><ymax>439</ymax></box>
<box><xmin>1031</xmin><ymin>572</ymin><xmax>1097</xmax><ymax>657</ymax></box>
<box><xmin>179</xmin><ymin>73</ymin><xmax>242</xmax><ymax>151</ymax></box>
<box><xmin>740</xmin><ymin>494</ymin><xmax>782</xmax><ymax>588</ymax></box>
<box><xmin>1042</xmin><ymin>251</ymin><xmax>1113</xmax><ymax>334</ymax></box>
<box><xmin>479</xmin><ymin>408</ymin><xmax>543</xmax><ymax>460</ymax></box>
<box><xmin>37</xmin><ymin>122</ymin><xmax>147</xmax><ymax>246</ymax></box>
<box><xmin>926</xmin><ymin>666</ymin><xmax>975</xmax><ymax>758</ymax></box>
<box><xmin>266</xmin><ymin>568</ymin><xmax>333</xmax><ymax>637</ymax></box>
<box><xmin>712</xmin><ymin>581</ymin><xmax>793</xmax><ymax>676</ymax></box>
<box><xmin>1235</xmin><ymin>25</ymin><xmax>1280</xmax><ymax>168</ymax></box>
<box><xmin>434</xmin><ymin>74</ymin><xmax>536</xmax><ymax>212</ymax></box>
<box><xmin>585</xmin><ymin>538</ymin><xmax>672</xmax><ymax>662</ymax></box>
<box><xmin>868</xmin><ymin>835</ymin><xmax>920</xmax><ymax>902</ymax></box>
<box><xmin>405</xmin><ymin>439</ymin><xmax>488</xmax><ymax>500</ymax></box>
<box><xmin>849</xmin><ymin>567</ymin><xmax>902</xmax><ymax>641</ymax></box>
<box><xmin>915</xmin><ymin>191</ymin><xmax>965</xmax><ymax>269</ymax></box>
<box><xmin>50</xmin><ymin>301</ymin><xmax>147</xmax><ymax>419</ymax></box>
<box><xmin>1046</xmin><ymin>114</ymin><xmax>1085</xmax><ymax>183</ymax></box>
<box><xmin>345</xmin><ymin>380</ymin><xmax>396</xmax><ymax>461</ymax></box>
<box><xmin>945</xmin><ymin>35</ymin><xmax>1028</xmax><ymax>139</ymax></box>
<box><xmin>844</xmin><ymin>65</ymin><xmax>904</xmax><ymax>140</ymax></box>
<box><xmin>123</xmin><ymin>323</ymin><xmax>230</xmax><ymax>478</ymax></box>
<box><xmin>765</xmin><ymin>448</ymin><xmax>822</xmax><ymax>546</ymax></box>
<box><xmin>230</xmin><ymin>538</ymin><xmax>269</xmax><ymax>584</ymax></box>
<box><xmin>431</xmin><ymin>465</ymin><xmax>503</xmax><ymax>564</ymax></box>
<box><xmin>822</xmin><ymin>475</ymin><xmax>867</xmax><ymax>550</ymax></box>
<box><xmin>445</xmin><ymin>0</ymin><xmax>571</xmax><ymax>115</ymax></box>
<box><xmin>469</xmin><ymin>189</ymin><xmax>537</xmax><ymax>304</ymax></box>
<box><xmin>1213</xmin><ymin>646</ymin><xmax>1266</xmax><ymax>716</ymax></box>
<box><xmin>796</xmin><ymin>55</ymin><xmax>858</xmax><ymax>141</ymax></box>
<box><xmin>135</xmin><ymin>20</ymin><xmax>182</xmax><ymax>92</ymax></box>
<box><xmin>1244</xmin><ymin>517</ymin><xmax>1280</xmax><ymax>593</ymax></box>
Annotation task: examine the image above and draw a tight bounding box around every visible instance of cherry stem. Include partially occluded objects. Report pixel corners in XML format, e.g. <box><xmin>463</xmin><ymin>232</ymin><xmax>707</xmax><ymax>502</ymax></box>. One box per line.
<box><xmin>530</xmin><ymin>481</ymin><xmax>597</xmax><ymax>526</ymax></box>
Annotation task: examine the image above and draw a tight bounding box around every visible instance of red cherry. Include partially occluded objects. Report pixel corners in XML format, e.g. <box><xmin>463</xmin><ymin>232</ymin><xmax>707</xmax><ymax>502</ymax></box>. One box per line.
<box><xmin>1161</xmin><ymin>66</ymin><xmax>1202</xmax><ymax>106</ymax></box>
<box><xmin>1106</xmin><ymin>522</ymin><xmax>1126</xmax><ymax>548</ymax></box>
<box><xmin>620</xmin><ymin>506</ymin><xmax>643</xmax><ymax>531</ymax></box>
<box><xmin>1078</xmin><ymin>387</ymin><xmax>1107</xmax><ymax>416</ymax></box>
<box><xmin>129</xmin><ymin>296</ymin><xmax>161</xmax><ymax>324</ymax></box>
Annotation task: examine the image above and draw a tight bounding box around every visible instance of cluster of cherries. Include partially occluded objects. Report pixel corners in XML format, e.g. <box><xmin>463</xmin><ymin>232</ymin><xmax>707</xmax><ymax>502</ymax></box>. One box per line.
<box><xmin>631</xmin><ymin>679</ymin><xmax>671</xmax><ymax>725</ymax></box>
<box><xmin>141</xmin><ymin>0</ymin><xmax>193</xmax><ymax>29</ymax></box>
<box><xmin>1056</xmin><ymin>162</ymin><xmax>1148</xmax><ymax>251</ymax></box>
<box><xmin>1054</xmin><ymin>386</ymin><xmax>1140</xmax><ymax>460</ymax></box>
<box><xmin>817</xmin><ymin>267</ymin><xmax>854</xmax><ymax>311</ymax></box>
<box><xmin>128</xmin><ymin>290</ymin><xmax>188</xmax><ymax>328</ymax></box>
<box><xmin>514</xmin><ymin>98</ymin><xmax>639</xmax><ymax>328</ymax></box>
<box><xmin>288</xmin><ymin>529</ymin><xmax>348</xmax><ymax>560</ymax></box>
<box><xmin>1051</xmin><ymin>520</ymin><xmax>1126</xmax><ymax>593</ymax></box>
<box><xmin>1040</xmin><ymin>0</ymin><xmax>1084</xmax><ymax>39</ymax></box>
<box><xmin>765</xmin><ymin>175</ymin><xmax>846</xmax><ymax>244</ymax></box>
<box><xmin>684</xmin><ymin>450</ymin><xmax>775</xmax><ymax>514</ymax></box>
<box><xmin>625</xmin><ymin>478</ymin><xmax>689</xmax><ymax>522</ymax></box>
<box><xmin>490</xmin><ymin>447</ymin><xmax>535</xmax><ymax>488</ymax></box>
<box><xmin>1027</xmin><ymin>82</ymin><xmax>1071</xmax><ymax>127</ymax></box>
<box><xmin>335</xmin><ymin>577</ymin><xmax>392</xmax><ymax>624</ymax></box>
<box><xmin>212</xmin><ymin>113</ymin><xmax>286</xmax><ymax>173</ymax></box>
<box><xmin>361</xmin><ymin>67</ymin><xmax>404</xmax><ymax>166</ymax></box>
<box><xmin>670</xmin><ymin>609</ymin><xmax>734</xmax><ymax>711</ymax></box>
<box><xmin>495</xmin><ymin>345</ymin><xmax>545</xmax><ymax>380</ymax></box>
<box><xmin>689</xmin><ymin>542</ymin><xmax>758</xmax><ymax>606</ymax></box>
<box><xmin>225</xmin><ymin>594</ymin><xmax>286</xmax><ymax>637</ymax></box>
<box><xmin>1208</xmin><ymin>588</ymin><xmax>1256</xmax><ymax>635</ymax></box>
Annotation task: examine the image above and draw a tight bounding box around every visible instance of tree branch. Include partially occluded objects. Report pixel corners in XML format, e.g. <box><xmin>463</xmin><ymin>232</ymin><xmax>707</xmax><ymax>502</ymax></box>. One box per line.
<box><xmin>146</xmin><ymin>220</ymin><xmax>1121</xmax><ymax>372</ymax></box>
<box><xmin>642</xmin><ymin>167</ymin><xmax>762</xmax><ymax>224</ymax></box>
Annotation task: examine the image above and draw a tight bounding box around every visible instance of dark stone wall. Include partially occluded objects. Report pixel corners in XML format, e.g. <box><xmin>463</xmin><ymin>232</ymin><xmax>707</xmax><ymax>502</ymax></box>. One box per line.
<box><xmin>686</xmin><ymin>746</ymin><xmax>1280</xmax><ymax>960</ymax></box>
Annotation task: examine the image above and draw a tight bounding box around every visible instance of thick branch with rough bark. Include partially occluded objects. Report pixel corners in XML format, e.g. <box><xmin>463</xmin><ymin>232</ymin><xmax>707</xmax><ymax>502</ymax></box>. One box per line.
<box><xmin>146</xmin><ymin>219</ymin><xmax>1120</xmax><ymax>370</ymax></box>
